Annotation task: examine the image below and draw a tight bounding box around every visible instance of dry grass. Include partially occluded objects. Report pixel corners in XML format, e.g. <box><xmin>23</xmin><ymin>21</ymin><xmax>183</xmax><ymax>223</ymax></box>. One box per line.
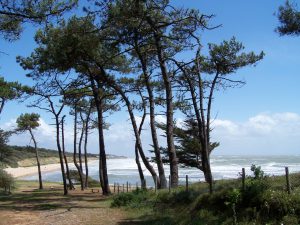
<box><xmin>0</xmin><ymin>181</ymin><xmax>127</xmax><ymax>225</ymax></box>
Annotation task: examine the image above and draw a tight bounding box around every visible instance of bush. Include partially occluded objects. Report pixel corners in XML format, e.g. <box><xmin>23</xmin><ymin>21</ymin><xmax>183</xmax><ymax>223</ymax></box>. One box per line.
<box><xmin>111</xmin><ymin>189</ymin><xmax>151</xmax><ymax>208</ymax></box>
<box><xmin>0</xmin><ymin>168</ymin><xmax>14</xmax><ymax>193</ymax></box>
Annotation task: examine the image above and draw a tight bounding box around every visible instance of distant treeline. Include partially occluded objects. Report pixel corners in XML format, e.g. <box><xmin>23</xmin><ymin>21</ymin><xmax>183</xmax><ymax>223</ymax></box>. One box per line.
<box><xmin>0</xmin><ymin>145</ymin><xmax>98</xmax><ymax>168</ymax></box>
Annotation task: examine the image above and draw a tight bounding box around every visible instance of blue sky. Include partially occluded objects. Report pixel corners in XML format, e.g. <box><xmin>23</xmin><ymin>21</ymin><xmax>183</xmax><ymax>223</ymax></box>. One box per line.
<box><xmin>0</xmin><ymin>0</ymin><xmax>299</xmax><ymax>156</ymax></box>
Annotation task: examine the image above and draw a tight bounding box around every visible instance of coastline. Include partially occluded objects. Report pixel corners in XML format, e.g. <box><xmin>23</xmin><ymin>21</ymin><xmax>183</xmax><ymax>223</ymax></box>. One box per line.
<box><xmin>4</xmin><ymin>163</ymin><xmax>63</xmax><ymax>178</ymax></box>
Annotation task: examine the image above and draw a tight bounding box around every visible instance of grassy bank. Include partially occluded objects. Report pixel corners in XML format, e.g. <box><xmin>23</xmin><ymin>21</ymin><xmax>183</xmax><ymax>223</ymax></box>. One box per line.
<box><xmin>111</xmin><ymin>170</ymin><xmax>300</xmax><ymax>225</ymax></box>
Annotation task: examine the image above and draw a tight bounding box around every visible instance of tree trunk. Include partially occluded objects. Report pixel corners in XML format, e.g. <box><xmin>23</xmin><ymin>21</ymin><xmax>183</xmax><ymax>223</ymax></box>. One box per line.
<box><xmin>90</xmin><ymin>77</ymin><xmax>110</xmax><ymax>195</ymax></box>
<box><xmin>152</xmin><ymin>32</ymin><xmax>178</xmax><ymax>187</ymax></box>
<box><xmin>135</xmin><ymin>90</ymin><xmax>146</xmax><ymax>188</ymax></box>
<box><xmin>101</xmin><ymin>74</ymin><xmax>158</xmax><ymax>184</ymax></box>
<box><xmin>55</xmin><ymin>116</ymin><xmax>68</xmax><ymax>195</ymax></box>
<box><xmin>98</xmin><ymin>98</ymin><xmax>110</xmax><ymax>195</ymax></box>
<box><xmin>29</xmin><ymin>129</ymin><xmax>43</xmax><ymax>190</ymax></box>
<box><xmin>134</xmin><ymin>40</ymin><xmax>167</xmax><ymax>189</ymax></box>
<box><xmin>78</xmin><ymin>112</ymin><xmax>84</xmax><ymax>174</ymax></box>
<box><xmin>73</xmin><ymin>104</ymin><xmax>84</xmax><ymax>191</ymax></box>
<box><xmin>84</xmin><ymin>104</ymin><xmax>92</xmax><ymax>188</ymax></box>
<box><xmin>61</xmin><ymin>116</ymin><xmax>74</xmax><ymax>190</ymax></box>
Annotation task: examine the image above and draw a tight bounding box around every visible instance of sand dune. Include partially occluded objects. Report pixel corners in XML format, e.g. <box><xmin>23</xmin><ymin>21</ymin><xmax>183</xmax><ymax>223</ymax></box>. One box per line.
<box><xmin>4</xmin><ymin>163</ymin><xmax>62</xmax><ymax>178</ymax></box>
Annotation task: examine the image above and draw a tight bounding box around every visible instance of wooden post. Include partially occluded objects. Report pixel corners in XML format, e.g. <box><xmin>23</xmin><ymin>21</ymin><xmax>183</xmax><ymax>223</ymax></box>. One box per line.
<box><xmin>117</xmin><ymin>183</ymin><xmax>120</xmax><ymax>194</ymax></box>
<box><xmin>285</xmin><ymin>167</ymin><xmax>291</xmax><ymax>194</ymax></box>
<box><xmin>242</xmin><ymin>168</ymin><xmax>245</xmax><ymax>191</ymax></box>
<box><xmin>126</xmin><ymin>181</ymin><xmax>129</xmax><ymax>193</ymax></box>
<box><xmin>154</xmin><ymin>175</ymin><xmax>157</xmax><ymax>193</ymax></box>
<box><xmin>168</xmin><ymin>175</ymin><xmax>171</xmax><ymax>193</ymax></box>
<box><xmin>186</xmin><ymin>175</ymin><xmax>189</xmax><ymax>192</ymax></box>
<box><xmin>114</xmin><ymin>182</ymin><xmax>116</xmax><ymax>193</ymax></box>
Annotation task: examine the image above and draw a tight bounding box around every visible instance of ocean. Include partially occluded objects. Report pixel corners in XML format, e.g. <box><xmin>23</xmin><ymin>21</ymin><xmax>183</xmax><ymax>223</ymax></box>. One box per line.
<box><xmin>23</xmin><ymin>155</ymin><xmax>300</xmax><ymax>187</ymax></box>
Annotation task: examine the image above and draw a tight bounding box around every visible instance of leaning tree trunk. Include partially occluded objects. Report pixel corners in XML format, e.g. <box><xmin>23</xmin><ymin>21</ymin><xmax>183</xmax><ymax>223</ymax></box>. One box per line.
<box><xmin>101</xmin><ymin>73</ymin><xmax>158</xmax><ymax>185</ymax></box>
<box><xmin>90</xmin><ymin>77</ymin><xmax>110</xmax><ymax>195</ymax></box>
<box><xmin>78</xmin><ymin>112</ymin><xmax>85</xmax><ymax>174</ymax></box>
<box><xmin>55</xmin><ymin>116</ymin><xmax>68</xmax><ymax>195</ymax></box>
<box><xmin>152</xmin><ymin>32</ymin><xmax>178</xmax><ymax>187</ymax></box>
<box><xmin>73</xmin><ymin>105</ymin><xmax>84</xmax><ymax>191</ymax></box>
<box><xmin>134</xmin><ymin>40</ymin><xmax>167</xmax><ymax>189</ymax></box>
<box><xmin>135</xmin><ymin>89</ymin><xmax>147</xmax><ymax>188</ymax></box>
<box><xmin>61</xmin><ymin>116</ymin><xmax>74</xmax><ymax>190</ymax></box>
<box><xmin>29</xmin><ymin>128</ymin><xmax>43</xmax><ymax>190</ymax></box>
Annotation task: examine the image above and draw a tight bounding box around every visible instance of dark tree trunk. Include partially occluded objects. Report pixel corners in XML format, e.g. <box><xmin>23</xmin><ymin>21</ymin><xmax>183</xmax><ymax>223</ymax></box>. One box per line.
<box><xmin>101</xmin><ymin>74</ymin><xmax>158</xmax><ymax>184</ymax></box>
<box><xmin>90</xmin><ymin>77</ymin><xmax>110</xmax><ymax>195</ymax></box>
<box><xmin>135</xmin><ymin>90</ymin><xmax>146</xmax><ymax>188</ymax></box>
<box><xmin>84</xmin><ymin>104</ymin><xmax>92</xmax><ymax>188</ymax></box>
<box><xmin>152</xmin><ymin>32</ymin><xmax>178</xmax><ymax>187</ymax></box>
<box><xmin>29</xmin><ymin>129</ymin><xmax>43</xmax><ymax>190</ymax></box>
<box><xmin>73</xmin><ymin>104</ymin><xmax>84</xmax><ymax>191</ymax></box>
<box><xmin>0</xmin><ymin>98</ymin><xmax>5</xmax><ymax>115</ymax></box>
<box><xmin>61</xmin><ymin>116</ymin><xmax>74</xmax><ymax>190</ymax></box>
<box><xmin>78</xmin><ymin>112</ymin><xmax>84</xmax><ymax>174</ymax></box>
<box><xmin>55</xmin><ymin>116</ymin><xmax>68</xmax><ymax>195</ymax></box>
<box><xmin>133</xmin><ymin>39</ymin><xmax>167</xmax><ymax>189</ymax></box>
<box><xmin>98</xmin><ymin>98</ymin><xmax>110</xmax><ymax>195</ymax></box>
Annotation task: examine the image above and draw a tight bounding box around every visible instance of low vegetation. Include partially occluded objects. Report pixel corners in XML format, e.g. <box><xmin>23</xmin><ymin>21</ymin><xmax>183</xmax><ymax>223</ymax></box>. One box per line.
<box><xmin>112</xmin><ymin>167</ymin><xmax>300</xmax><ymax>225</ymax></box>
<box><xmin>0</xmin><ymin>145</ymin><xmax>97</xmax><ymax>168</ymax></box>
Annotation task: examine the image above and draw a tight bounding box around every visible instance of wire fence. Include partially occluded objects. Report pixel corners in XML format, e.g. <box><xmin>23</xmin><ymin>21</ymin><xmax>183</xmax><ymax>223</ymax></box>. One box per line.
<box><xmin>111</xmin><ymin>166</ymin><xmax>300</xmax><ymax>195</ymax></box>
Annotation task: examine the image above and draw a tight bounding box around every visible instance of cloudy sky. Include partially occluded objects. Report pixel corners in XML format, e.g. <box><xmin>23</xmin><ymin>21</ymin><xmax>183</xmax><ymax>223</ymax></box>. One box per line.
<box><xmin>0</xmin><ymin>0</ymin><xmax>299</xmax><ymax>156</ymax></box>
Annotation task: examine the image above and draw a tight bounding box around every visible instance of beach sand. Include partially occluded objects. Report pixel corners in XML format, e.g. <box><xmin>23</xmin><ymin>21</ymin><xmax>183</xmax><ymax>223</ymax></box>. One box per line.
<box><xmin>4</xmin><ymin>163</ymin><xmax>62</xmax><ymax>178</ymax></box>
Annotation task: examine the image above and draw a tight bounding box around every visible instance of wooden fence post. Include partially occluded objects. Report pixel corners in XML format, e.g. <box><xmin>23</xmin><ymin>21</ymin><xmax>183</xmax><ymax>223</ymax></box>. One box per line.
<box><xmin>117</xmin><ymin>183</ymin><xmax>120</xmax><ymax>194</ymax></box>
<box><xmin>186</xmin><ymin>175</ymin><xmax>189</xmax><ymax>192</ymax></box>
<box><xmin>169</xmin><ymin>175</ymin><xmax>171</xmax><ymax>193</ymax></box>
<box><xmin>126</xmin><ymin>181</ymin><xmax>129</xmax><ymax>193</ymax></box>
<box><xmin>285</xmin><ymin>167</ymin><xmax>291</xmax><ymax>194</ymax></box>
<box><xmin>114</xmin><ymin>182</ymin><xmax>116</xmax><ymax>193</ymax></box>
<box><xmin>154</xmin><ymin>175</ymin><xmax>157</xmax><ymax>193</ymax></box>
<box><xmin>242</xmin><ymin>168</ymin><xmax>245</xmax><ymax>191</ymax></box>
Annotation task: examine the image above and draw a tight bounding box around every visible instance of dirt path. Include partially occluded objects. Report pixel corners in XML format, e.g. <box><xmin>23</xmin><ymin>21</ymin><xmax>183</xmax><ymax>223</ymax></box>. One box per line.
<box><xmin>0</xmin><ymin>182</ymin><xmax>127</xmax><ymax>225</ymax></box>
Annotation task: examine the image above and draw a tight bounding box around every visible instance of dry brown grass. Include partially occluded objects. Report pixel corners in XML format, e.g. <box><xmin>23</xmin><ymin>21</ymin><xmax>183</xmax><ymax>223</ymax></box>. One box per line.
<box><xmin>0</xmin><ymin>181</ymin><xmax>127</xmax><ymax>225</ymax></box>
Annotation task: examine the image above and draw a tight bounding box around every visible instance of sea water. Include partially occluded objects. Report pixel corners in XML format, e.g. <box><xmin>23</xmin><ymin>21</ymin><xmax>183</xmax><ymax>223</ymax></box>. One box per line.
<box><xmin>23</xmin><ymin>155</ymin><xmax>300</xmax><ymax>187</ymax></box>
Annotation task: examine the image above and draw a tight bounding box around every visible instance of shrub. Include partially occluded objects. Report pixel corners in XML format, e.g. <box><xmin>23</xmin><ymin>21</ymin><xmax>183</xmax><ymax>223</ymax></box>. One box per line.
<box><xmin>111</xmin><ymin>189</ymin><xmax>151</xmax><ymax>208</ymax></box>
<box><xmin>0</xmin><ymin>168</ymin><xmax>14</xmax><ymax>193</ymax></box>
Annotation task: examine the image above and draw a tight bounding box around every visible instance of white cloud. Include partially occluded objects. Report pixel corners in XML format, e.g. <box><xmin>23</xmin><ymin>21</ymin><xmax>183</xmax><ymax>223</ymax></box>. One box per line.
<box><xmin>2</xmin><ymin>112</ymin><xmax>299</xmax><ymax>156</ymax></box>
<box><xmin>211</xmin><ymin>112</ymin><xmax>300</xmax><ymax>155</ymax></box>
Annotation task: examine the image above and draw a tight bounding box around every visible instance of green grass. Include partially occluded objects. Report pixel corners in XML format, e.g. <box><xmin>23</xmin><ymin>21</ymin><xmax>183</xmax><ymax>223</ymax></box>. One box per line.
<box><xmin>112</xmin><ymin>173</ymin><xmax>300</xmax><ymax>225</ymax></box>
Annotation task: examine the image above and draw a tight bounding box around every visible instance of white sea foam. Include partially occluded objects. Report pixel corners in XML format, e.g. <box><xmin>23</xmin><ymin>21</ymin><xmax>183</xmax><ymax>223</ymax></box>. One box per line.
<box><xmin>23</xmin><ymin>155</ymin><xmax>300</xmax><ymax>186</ymax></box>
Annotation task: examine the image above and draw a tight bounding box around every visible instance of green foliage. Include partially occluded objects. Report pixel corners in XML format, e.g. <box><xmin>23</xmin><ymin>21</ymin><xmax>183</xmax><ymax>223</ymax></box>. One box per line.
<box><xmin>156</xmin><ymin>118</ymin><xmax>219</xmax><ymax>170</ymax></box>
<box><xmin>277</xmin><ymin>1</ymin><xmax>300</xmax><ymax>36</ymax></box>
<box><xmin>111</xmin><ymin>188</ymin><xmax>151</xmax><ymax>208</ymax></box>
<box><xmin>0</xmin><ymin>0</ymin><xmax>77</xmax><ymax>41</ymax></box>
<box><xmin>0</xmin><ymin>168</ymin><xmax>14</xmax><ymax>192</ymax></box>
<box><xmin>68</xmin><ymin>169</ymin><xmax>99</xmax><ymax>187</ymax></box>
<box><xmin>16</xmin><ymin>113</ymin><xmax>40</xmax><ymax>132</ymax></box>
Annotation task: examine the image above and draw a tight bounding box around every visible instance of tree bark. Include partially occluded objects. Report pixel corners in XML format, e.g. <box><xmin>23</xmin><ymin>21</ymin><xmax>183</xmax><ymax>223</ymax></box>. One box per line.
<box><xmin>152</xmin><ymin>31</ymin><xmax>178</xmax><ymax>187</ymax></box>
<box><xmin>84</xmin><ymin>104</ymin><xmax>92</xmax><ymax>188</ymax></box>
<box><xmin>78</xmin><ymin>112</ymin><xmax>85</xmax><ymax>174</ymax></box>
<box><xmin>133</xmin><ymin>39</ymin><xmax>167</xmax><ymax>189</ymax></box>
<box><xmin>73</xmin><ymin>104</ymin><xmax>84</xmax><ymax>191</ymax></box>
<box><xmin>61</xmin><ymin>115</ymin><xmax>74</xmax><ymax>190</ymax></box>
<box><xmin>100</xmin><ymin>73</ymin><xmax>158</xmax><ymax>184</ymax></box>
<box><xmin>90</xmin><ymin>77</ymin><xmax>110</xmax><ymax>195</ymax></box>
<box><xmin>29</xmin><ymin>128</ymin><xmax>43</xmax><ymax>190</ymax></box>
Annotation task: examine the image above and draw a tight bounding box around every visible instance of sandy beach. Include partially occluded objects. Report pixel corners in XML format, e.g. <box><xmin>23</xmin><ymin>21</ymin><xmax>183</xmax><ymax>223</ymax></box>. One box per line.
<box><xmin>4</xmin><ymin>163</ymin><xmax>62</xmax><ymax>178</ymax></box>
